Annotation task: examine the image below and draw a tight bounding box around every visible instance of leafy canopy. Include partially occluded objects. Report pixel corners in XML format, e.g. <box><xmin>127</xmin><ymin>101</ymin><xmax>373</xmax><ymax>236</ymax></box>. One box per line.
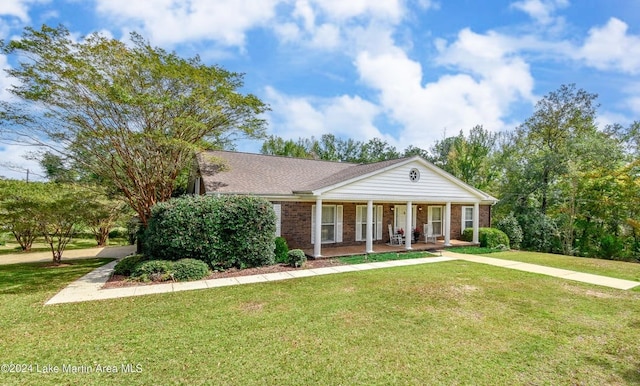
<box><xmin>0</xmin><ymin>25</ymin><xmax>268</xmax><ymax>224</ymax></box>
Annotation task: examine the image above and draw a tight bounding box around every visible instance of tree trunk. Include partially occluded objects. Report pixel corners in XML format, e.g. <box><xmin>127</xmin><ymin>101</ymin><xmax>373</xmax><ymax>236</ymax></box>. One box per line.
<box><xmin>52</xmin><ymin>250</ymin><xmax>62</xmax><ymax>265</ymax></box>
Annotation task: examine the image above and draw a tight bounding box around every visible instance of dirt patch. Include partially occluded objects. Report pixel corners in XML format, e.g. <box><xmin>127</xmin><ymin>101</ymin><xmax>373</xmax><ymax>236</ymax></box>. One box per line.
<box><xmin>103</xmin><ymin>258</ymin><xmax>345</xmax><ymax>289</ymax></box>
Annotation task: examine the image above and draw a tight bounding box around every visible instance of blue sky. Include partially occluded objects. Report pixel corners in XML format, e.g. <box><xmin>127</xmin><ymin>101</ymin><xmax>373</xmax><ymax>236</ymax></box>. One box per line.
<box><xmin>0</xmin><ymin>0</ymin><xmax>639</xmax><ymax>180</ymax></box>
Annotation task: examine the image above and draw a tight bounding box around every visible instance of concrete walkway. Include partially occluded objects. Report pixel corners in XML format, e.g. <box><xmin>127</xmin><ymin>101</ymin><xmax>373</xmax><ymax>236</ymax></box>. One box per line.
<box><xmin>44</xmin><ymin>251</ymin><xmax>640</xmax><ymax>305</ymax></box>
<box><xmin>0</xmin><ymin>245</ymin><xmax>136</xmax><ymax>265</ymax></box>
<box><xmin>45</xmin><ymin>256</ymin><xmax>458</xmax><ymax>305</ymax></box>
<box><xmin>441</xmin><ymin>251</ymin><xmax>640</xmax><ymax>290</ymax></box>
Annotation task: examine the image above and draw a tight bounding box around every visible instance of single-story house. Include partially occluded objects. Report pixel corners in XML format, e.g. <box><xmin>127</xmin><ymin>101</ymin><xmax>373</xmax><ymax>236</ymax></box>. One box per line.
<box><xmin>189</xmin><ymin>150</ymin><xmax>498</xmax><ymax>257</ymax></box>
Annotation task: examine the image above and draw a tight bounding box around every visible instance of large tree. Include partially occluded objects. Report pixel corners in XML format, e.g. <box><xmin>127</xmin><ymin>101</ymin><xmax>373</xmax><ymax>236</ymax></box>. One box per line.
<box><xmin>0</xmin><ymin>25</ymin><xmax>268</xmax><ymax>225</ymax></box>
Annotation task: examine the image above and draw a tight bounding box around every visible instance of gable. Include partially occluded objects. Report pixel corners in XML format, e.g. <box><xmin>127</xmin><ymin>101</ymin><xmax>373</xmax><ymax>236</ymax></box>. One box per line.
<box><xmin>315</xmin><ymin>159</ymin><xmax>494</xmax><ymax>203</ymax></box>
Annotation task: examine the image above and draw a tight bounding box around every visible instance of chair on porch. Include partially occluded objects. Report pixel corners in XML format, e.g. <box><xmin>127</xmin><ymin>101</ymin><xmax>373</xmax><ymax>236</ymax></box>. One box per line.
<box><xmin>424</xmin><ymin>223</ymin><xmax>436</xmax><ymax>244</ymax></box>
<box><xmin>388</xmin><ymin>224</ymin><xmax>403</xmax><ymax>245</ymax></box>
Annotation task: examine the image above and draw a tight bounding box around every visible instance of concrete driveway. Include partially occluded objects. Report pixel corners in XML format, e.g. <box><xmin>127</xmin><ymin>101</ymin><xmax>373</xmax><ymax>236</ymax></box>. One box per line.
<box><xmin>0</xmin><ymin>245</ymin><xmax>136</xmax><ymax>265</ymax></box>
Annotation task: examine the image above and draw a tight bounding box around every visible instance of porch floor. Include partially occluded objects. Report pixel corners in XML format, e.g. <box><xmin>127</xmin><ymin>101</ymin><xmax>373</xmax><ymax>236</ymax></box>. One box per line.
<box><xmin>304</xmin><ymin>239</ymin><xmax>476</xmax><ymax>258</ymax></box>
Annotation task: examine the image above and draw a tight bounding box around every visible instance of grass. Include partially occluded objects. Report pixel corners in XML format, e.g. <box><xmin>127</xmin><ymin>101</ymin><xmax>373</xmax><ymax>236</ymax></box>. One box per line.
<box><xmin>0</xmin><ymin>237</ymin><xmax>129</xmax><ymax>255</ymax></box>
<box><xmin>446</xmin><ymin>246</ymin><xmax>499</xmax><ymax>255</ymax></box>
<box><xmin>1</xmin><ymin>254</ymin><xmax>640</xmax><ymax>385</ymax></box>
<box><xmin>452</xmin><ymin>249</ymin><xmax>640</xmax><ymax>284</ymax></box>
<box><xmin>338</xmin><ymin>250</ymin><xmax>435</xmax><ymax>264</ymax></box>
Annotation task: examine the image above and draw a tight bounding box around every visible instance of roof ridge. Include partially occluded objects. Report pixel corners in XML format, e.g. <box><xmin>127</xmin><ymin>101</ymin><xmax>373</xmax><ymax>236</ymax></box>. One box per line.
<box><xmin>207</xmin><ymin>150</ymin><xmax>359</xmax><ymax>166</ymax></box>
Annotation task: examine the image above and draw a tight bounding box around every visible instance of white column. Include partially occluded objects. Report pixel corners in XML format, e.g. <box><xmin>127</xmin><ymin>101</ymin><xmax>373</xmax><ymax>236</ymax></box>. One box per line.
<box><xmin>444</xmin><ymin>202</ymin><xmax>452</xmax><ymax>247</ymax></box>
<box><xmin>473</xmin><ymin>202</ymin><xmax>480</xmax><ymax>244</ymax></box>
<box><xmin>366</xmin><ymin>200</ymin><xmax>374</xmax><ymax>253</ymax></box>
<box><xmin>314</xmin><ymin>197</ymin><xmax>323</xmax><ymax>258</ymax></box>
<box><xmin>405</xmin><ymin>201</ymin><xmax>412</xmax><ymax>250</ymax></box>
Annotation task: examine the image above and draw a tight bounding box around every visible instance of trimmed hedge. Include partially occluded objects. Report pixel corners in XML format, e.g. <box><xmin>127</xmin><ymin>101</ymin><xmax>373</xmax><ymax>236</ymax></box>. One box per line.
<box><xmin>288</xmin><ymin>249</ymin><xmax>307</xmax><ymax>268</ymax></box>
<box><xmin>142</xmin><ymin>195</ymin><xmax>276</xmax><ymax>269</ymax></box>
<box><xmin>173</xmin><ymin>258</ymin><xmax>210</xmax><ymax>281</ymax></box>
<box><xmin>461</xmin><ymin>227</ymin><xmax>510</xmax><ymax>249</ymax></box>
<box><xmin>113</xmin><ymin>254</ymin><xmax>148</xmax><ymax>276</ymax></box>
<box><xmin>274</xmin><ymin>237</ymin><xmax>289</xmax><ymax>264</ymax></box>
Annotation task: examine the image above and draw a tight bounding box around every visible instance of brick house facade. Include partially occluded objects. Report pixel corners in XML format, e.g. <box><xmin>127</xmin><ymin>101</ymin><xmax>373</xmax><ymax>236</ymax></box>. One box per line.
<box><xmin>191</xmin><ymin>151</ymin><xmax>498</xmax><ymax>257</ymax></box>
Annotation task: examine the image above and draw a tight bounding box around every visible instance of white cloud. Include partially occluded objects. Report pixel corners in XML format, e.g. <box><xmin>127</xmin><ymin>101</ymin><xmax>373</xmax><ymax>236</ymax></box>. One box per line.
<box><xmin>577</xmin><ymin>18</ymin><xmax>640</xmax><ymax>74</ymax></box>
<box><xmin>312</xmin><ymin>0</ymin><xmax>404</xmax><ymax>23</ymax></box>
<box><xmin>95</xmin><ymin>0</ymin><xmax>283</xmax><ymax>47</ymax></box>
<box><xmin>354</xmin><ymin>26</ymin><xmax>535</xmax><ymax>149</ymax></box>
<box><xmin>0</xmin><ymin>0</ymin><xmax>47</xmax><ymax>22</ymax></box>
<box><xmin>264</xmin><ymin>86</ymin><xmax>384</xmax><ymax>142</ymax></box>
<box><xmin>510</xmin><ymin>0</ymin><xmax>569</xmax><ymax>25</ymax></box>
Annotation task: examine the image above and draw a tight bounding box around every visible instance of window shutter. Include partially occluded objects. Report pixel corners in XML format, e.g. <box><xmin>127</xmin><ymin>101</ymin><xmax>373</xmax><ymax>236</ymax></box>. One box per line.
<box><xmin>336</xmin><ymin>205</ymin><xmax>343</xmax><ymax>243</ymax></box>
<box><xmin>311</xmin><ymin>205</ymin><xmax>316</xmax><ymax>244</ymax></box>
<box><xmin>273</xmin><ymin>204</ymin><xmax>281</xmax><ymax>237</ymax></box>
<box><xmin>355</xmin><ymin>206</ymin><xmax>363</xmax><ymax>241</ymax></box>
<box><xmin>376</xmin><ymin>205</ymin><xmax>383</xmax><ymax>240</ymax></box>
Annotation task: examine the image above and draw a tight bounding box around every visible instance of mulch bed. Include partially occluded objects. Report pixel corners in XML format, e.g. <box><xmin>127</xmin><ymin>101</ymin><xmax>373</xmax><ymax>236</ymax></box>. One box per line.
<box><xmin>103</xmin><ymin>258</ymin><xmax>345</xmax><ymax>289</ymax></box>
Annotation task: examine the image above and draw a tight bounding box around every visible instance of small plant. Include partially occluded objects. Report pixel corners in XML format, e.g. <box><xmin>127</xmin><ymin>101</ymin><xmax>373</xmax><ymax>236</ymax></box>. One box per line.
<box><xmin>287</xmin><ymin>249</ymin><xmax>307</xmax><ymax>268</ymax></box>
<box><xmin>132</xmin><ymin>260</ymin><xmax>175</xmax><ymax>282</ymax></box>
<box><xmin>274</xmin><ymin>237</ymin><xmax>289</xmax><ymax>264</ymax></box>
<box><xmin>113</xmin><ymin>254</ymin><xmax>148</xmax><ymax>276</ymax></box>
<box><xmin>173</xmin><ymin>258</ymin><xmax>210</xmax><ymax>281</ymax></box>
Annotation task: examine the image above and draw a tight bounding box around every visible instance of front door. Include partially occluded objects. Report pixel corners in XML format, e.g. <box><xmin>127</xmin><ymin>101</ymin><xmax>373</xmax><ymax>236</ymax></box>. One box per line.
<box><xmin>394</xmin><ymin>205</ymin><xmax>417</xmax><ymax>233</ymax></box>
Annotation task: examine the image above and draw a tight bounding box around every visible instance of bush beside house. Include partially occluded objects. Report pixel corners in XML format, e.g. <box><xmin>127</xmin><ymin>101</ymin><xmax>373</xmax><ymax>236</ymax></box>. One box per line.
<box><xmin>142</xmin><ymin>195</ymin><xmax>276</xmax><ymax>269</ymax></box>
<box><xmin>462</xmin><ymin>227</ymin><xmax>510</xmax><ymax>249</ymax></box>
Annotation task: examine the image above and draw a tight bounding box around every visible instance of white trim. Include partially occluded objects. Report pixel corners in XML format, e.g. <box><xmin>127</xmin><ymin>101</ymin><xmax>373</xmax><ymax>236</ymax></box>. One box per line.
<box><xmin>305</xmin><ymin>156</ymin><xmax>498</xmax><ymax>203</ymax></box>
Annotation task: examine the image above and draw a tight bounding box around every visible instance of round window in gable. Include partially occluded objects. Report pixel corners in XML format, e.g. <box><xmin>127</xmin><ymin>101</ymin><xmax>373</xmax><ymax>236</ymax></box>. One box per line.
<box><xmin>409</xmin><ymin>168</ymin><xmax>420</xmax><ymax>182</ymax></box>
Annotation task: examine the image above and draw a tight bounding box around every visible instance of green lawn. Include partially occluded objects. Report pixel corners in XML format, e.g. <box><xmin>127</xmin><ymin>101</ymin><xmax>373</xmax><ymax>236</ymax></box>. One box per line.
<box><xmin>338</xmin><ymin>250</ymin><xmax>435</xmax><ymax>264</ymax></box>
<box><xmin>470</xmin><ymin>250</ymin><xmax>640</xmax><ymax>283</ymax></box>
<box><xmin>1</xmin><ymin>256</ymin><xmax>640</xmax><ymax>385</ymax></box>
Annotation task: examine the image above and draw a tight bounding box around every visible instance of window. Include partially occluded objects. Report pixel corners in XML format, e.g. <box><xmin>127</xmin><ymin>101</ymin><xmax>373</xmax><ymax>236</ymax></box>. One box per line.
<box><xmin>356</xmin><ymin>205</ymin><xmax>383</xmax><ymax>241</ymax></box>
<box><xmin>409</xmin><ymin>168</ymin><xmax>420</xmax><ymax>182</ymax></box>
<box><xmin>311</xmin><ymin>205</ymin><xmax>343</xmax><ymax>244</ymax></box>
<box><xmin>462</xmin><ymin>206</ymin><xmax>474</xmax><ymax>232</ymax></box>
<box><xmin>321</xmin><ymin>205</ymin><xmax>336</xmax><ymax>242</ymax></box>
<box><xmin>428</xmin><ymin>206</ymin><xmax>443</xmax><ymax>236</ymax></box>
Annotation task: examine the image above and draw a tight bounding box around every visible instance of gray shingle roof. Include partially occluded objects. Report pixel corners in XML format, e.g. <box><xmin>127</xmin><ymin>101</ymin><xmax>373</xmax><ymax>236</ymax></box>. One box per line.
<box><xmin>197</xmin><ymin>151</ymin><xmax>411</xmax><ymax>196</ymax></box>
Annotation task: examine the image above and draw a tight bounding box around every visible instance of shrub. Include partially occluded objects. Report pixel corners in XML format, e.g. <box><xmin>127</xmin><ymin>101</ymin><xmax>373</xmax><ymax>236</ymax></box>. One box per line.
<box><xmin>288</xmin><ymin>249</ymin><xmax>307</xmax><ymax>268</ymax></box>
<box><xmin>518</xmin><ymin>212</ymin><xmax>561</xmax><ymax>253</ymax></box>
<box><xmin>113</xmin><ymin>254</ymin><xmax>148</xmax><ymax>276</ymax></box>
<box><xmin>173</xmin><ymin>258</ymin><xmax>210</xmax><ymax>281</ymax></box>
<box><xmin>462</xmin><ymin>227</ymin><xmax>510</xmax><ymax>249</ymax></box>
<box><xmin>142</xmin><ymin>195</ymin><xmax>276</xmax><ymax>269</ymax></box>
<box><xmin>274</xmin><ymin>237</ymin><xmax>289</xmax><ymax>264</ymax></box>
<box><xmin>495</xmin><ymin>212</ymin><xmax>523</xmax><ymax>250</ymax></box>
<box><xmin>599</xmin><ymin>235</ymin><xmax>624</xmax><ymax>260</ymax></box>
<box><xmin>108</xmin><ymin>227</ymin><xmax>128</xmax><ymax>240</ymax></box>
<box><xmin>132</xmin><ymin>260</ymin><xmax>175</xmax><ymax>282</ymax></box>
